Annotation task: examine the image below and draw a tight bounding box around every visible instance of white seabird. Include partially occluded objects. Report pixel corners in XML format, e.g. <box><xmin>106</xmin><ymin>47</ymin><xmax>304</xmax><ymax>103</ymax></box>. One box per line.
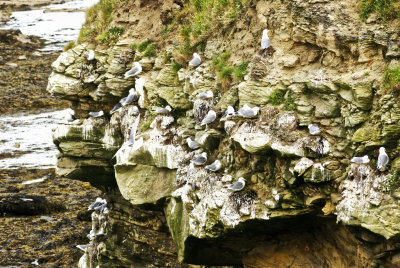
<box><xmin>110</xmin><ymin>102</ymin><xmax>122</xmax><ymax>115</ymax></box>
<box><xmin>127</xmin><ymin>114</ymin><xmax>141</xmax><ymax>145</ymax></box>
<box><xmin>272</xmin><ymin>189</ymin><xmax>280</xmax><ymax>202</ymax></box>
<box><xmin>66</xmin><ymin>110</ymin><xmax>76</xmax><ymax>122</ymax></box>
<box><xmin>131</xmin><ymin>105</ymin><xmax>140</xmax><ymax>116</ymax></box>
<box><xmin>155</xmin><ymin>105</ymin><xmax>172</xmax><ymax>114</ymax></box>
<box><xmin>88</xmin><ymin>110</ymin><xmax>104</xmax><ymax>118</ymax></box>
<box><xmin>85</xmin><ymin>50</ymin><xmax>95</xmax><ymax>61</ymax></box>
<box><xmin>223</xmin><ymin>106</ymin><xmax>236</xmax><ymax>118</ymax></box>
<box><xmin>200</xmin><ymin>110</ymin><xmax>216</xmax><ymax>126</ymax></box>
<box><xmin>190</xmin><ymin>152</ymin><xmax>207</xmax><ymax>165</ymax></box>
<box><xmin>350</xmin><ymin>155</ymin><xmax>370</xmax><ymax>164</ymax></box>
<box><xmin>187</xmin><ymin>138</ymin><xmax>199</xmax><ymax>150</ymax></box>
<box><xmin>261</xmin><ymin>29</ymin><xmax>271</xmax><ymax>50</ymax></box>
<box><xmin>124</xmin><ymin>62</ymin><xmax>142</xmax><ymax>78</ymax></box>
<box><xmin>189</xmin><ymin>53</ymin><xmax>201</xmax><ymax>67</ymax></box>
<box><xmin>88</xmin><ymin>197</ymin><xmax>106</xmax><ymax>210</ymax></box>
<box><xmin>197</xmin><ymin>90</ymin><xmax>213</xmax><ymax>99</ymax></box>
<box><xmin>205</xmin><ymin>160</ymin><xmax>222</xmax><ymax>172</ymax></box>
<box><xmin>227</xmin><ymin>177</ymin><xmax>245</xmax><ymax>192</ymax></box>
<box><xmin>377</xmin><ymin>147</ymin><xmax>389</xmax><ymax>171</ymax></box>
<box><xmin>308</xmin><ymin>124</ymin><xmax>321</xmax><ymax>135</ymax></box>
<box><xmin>120</xmin><ymin>88</ymin><xmax>139</xmax><ymax>106</ymax></box>
<box><xmin>237</xmin><ymin>104</ymin><xmax>259</xmax><ymax>118</ymax></box>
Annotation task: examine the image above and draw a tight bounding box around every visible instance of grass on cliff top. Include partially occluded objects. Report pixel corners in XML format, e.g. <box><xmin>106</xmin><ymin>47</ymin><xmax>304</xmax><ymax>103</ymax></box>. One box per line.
<box><xmin>169</xmin><ymin>0</ymin><xmax>249</xmax><ymax>58</ymax></box>
<box><xmin>77</xmin><ymin>0</ymin><xmax>124</xmax><ymax>44</ymax></box>
<box><xmin>360</xmin><ymin>0</ymin><xmax>400</xmax><ymax>21</ymax></box>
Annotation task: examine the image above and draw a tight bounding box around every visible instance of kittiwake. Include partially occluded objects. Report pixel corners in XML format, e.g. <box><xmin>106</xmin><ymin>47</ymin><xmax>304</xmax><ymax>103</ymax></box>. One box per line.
<box><xmin>85</xmin><ymin>50</ymin><xmax>95</xmax><ymax>61</ymax></box>
<box><xmin>187</xmin><ymin>138</ymin><xmax>199</xmax><ymax>150</ymax></box>
<box><xmin>200</xmin><ymin>110</ymin><xmax>216</xmax><ymax>126</ymax></box>
<box><xmin>261</xmin><ymin>29</ymin><xmax>271</xmax><ymax>50</ymax></box>
<box><xmin>124</xmin><ymin>62</ymin><xmax>142</xmax><ymax>78</ymax></box>
<box><xmin>189</xmin><ymin>53</ymin><xmax>201</xmax><ymax>67</ymax></box>
<box><xmin>110</xmin><ymin>102</ymin><xmax>122</xmax><ymax>115</ymax></box>
<box><xmin>237</xmin><ymin>104</ymin><xmax>259</xmax><ymax>118</ymax></box>
<box><xmin>120</xmin><ymin>88</ymin><xmax>139</xmax><ymax>106</ymax></box>
<box><xmin>350</xmin><ymin>155</ymin><xmax>370</xmax><ymax>164</ymax></box>
<box><xmin>197</xmin><ymin>90</ymin><xmax>213</xmax><ymax>99</ymax></box>
<box><xmin>131</xmin><ymin>105</ymin><xmax>140</xmax><ymax>116</ymax></box>
<box><xmin>76</xmin><ymin>245</ymin><xmax>87</xmax><ymax>252</ymax></box>
<box><xmin>227</xmin><ymin>177</ymin><xmax>245</xmax><ymax>192</ymax></box>
<box><xmin>205</xmin><ymin>159</ymin><xmax>222</xmax><ymax>172</ymax></box>
<box><xmin>190</xmin><ymin>152</ymin><xmax>207</xmax><ymax>165</ymax></box>
<box><xmin>223</xmin><ymin>106</ymin><xmax>236</xmax><ymax>118</ymax></box>
<box><xmin>155</xmin><ymin>105</ymin><xmax>172</xmax><ymax>114</ymax></box>
<box><xmin>377</xmin><ymin>147</ymin><xmax>389</xmax><ymax>171</ymax></box>
<box><xmin>88</xmin><ymin>110</ymin><xmax>104</xmax><ymax>118</ymax></box>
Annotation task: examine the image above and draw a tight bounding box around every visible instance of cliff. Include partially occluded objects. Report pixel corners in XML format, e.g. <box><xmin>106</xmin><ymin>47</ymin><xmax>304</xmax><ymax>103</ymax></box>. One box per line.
<box><xmin>47</xmin><ymin>0</ymin><xmax>400</xmax><ymax>267</ymax></box>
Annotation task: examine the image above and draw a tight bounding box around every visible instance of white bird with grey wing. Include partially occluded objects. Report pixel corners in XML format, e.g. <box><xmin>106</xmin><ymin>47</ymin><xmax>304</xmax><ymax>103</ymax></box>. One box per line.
<box><xmin>76</xmin><ymin>245</ymin><xmax>87</xmax><ymax>252</ymax></box>
<box><xmin>197</xmin><ymin>90</ymin><xmax>213</xmax><ymax>100</ymax></box>
<box><xmin>200</xmin><ymin>110</ymin><xmax>216</xmax><ymax>126</ymax></box>
<box><xmin>85</xmin><ymin>49</ymin><xmax>95</xmax><ymax>61</ymax></box>
<box><xmin>226</xmin><ymin>177</ymin><xmax>245</xmax><ymax>192</ymax></box>
<box><xmin>190</xmin><ymin>152</ymin><xmax>207</xmax><ymax>166</ymax></box>
<box><xmin>120</xmin><ymin>88</ymin><xmax>139</xmax><ymax>106</ymax></box>
<box><xmin>189</xmin><ymin>53</ymin><xmax>201</xmax><ymax>67</ymax></box>
<box><xmin>350</xmin><ymin>155</ymin><xmax>370</xmax><ymax>164</ymax></box>
<box><xmin>237</xmin><ymin>104</ymin><xmax>259</xmax><ymax>118</ymax></box>
<box><xmin>308</xmin><ymin>124</ymin><xmax>321</xmax><ymax>135</ymax></box>
<box><xmin>223</xmin><ymin>106</ymin><xmax>236</xmax><ymax>118</ymax></box>
<box><xmin>112</xmin><ymin>115</ymin><xmax>141</xmax><ymax>159</ymax></box>
<box><xmin>261</xmin><ymin>29</ymin><xmax>271</xmax><ymax>50</ymax></box>
<box><xmin>186</xmin><ymin>138</ymin><xmax>199</xmax><ymax>150</ymax></box>
<box><xmin>205</xmin><ymin>160</ymin><xmax>222</xmax><ymax>172</ymax></box>
<box><xmin>155</xmin><ymin>105</ymin><xmax>172</xmax><ymax>114</ymax></box>
<box><xmin>131</xmin><ymin>105</ymin><xmax>140</xmax><ymax>116</ymax></box>
<box><xmin>124</xmin><ymin>62</ymin><xmax>142</xmax><ymax>78</ymax></box>
<box><xmin>88</xmin><ymin>197</ymin><xmax>106</xmax><ymax>210</ymax></box>
<box><xmin>110</xmin><ymin>102</ymin><xmax>122</xmax><ymax>115</ymax></box>
<box><xmin>377</xmin><ymin>147</ymin><xmax>389</xmax><ymax>171</ymax></box>
<box><xmin>88</xmin><ymin>110</ymin><xmax>104</xmax><ymax>118</ymax></box>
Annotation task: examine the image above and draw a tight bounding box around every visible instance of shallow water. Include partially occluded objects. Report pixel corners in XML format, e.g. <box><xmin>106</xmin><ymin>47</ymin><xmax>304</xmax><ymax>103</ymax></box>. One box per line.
<box><xmin>0</xmin><ymin>0</ymin><xmax>98</xmax><ymax>51</ymax></box>
<box><xmin>0</xmin><ymin>109</ymin><xmax>73</xmax><ymax>169</ymax></box>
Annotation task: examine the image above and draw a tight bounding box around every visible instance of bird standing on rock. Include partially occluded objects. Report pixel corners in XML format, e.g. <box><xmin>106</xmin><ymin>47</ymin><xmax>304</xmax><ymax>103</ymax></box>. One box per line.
<box><xmin>155</xmin><ymin>105</ymin><xmax>172</xmax><ymax>115</ymax></box>
<box><xmin>261</xmin><ymin>29</ymin><xmax>270</xmax><ymax>50</ymax></box>
<box><xmin>200</xmin><ymin>110</ymin><xmax>216</xmax><ymax>126</ymax></box>
<box><xmin>197</xmin><ymin>90</ymin><xmax>213</xmax><ymax>100</ymax></box>
<box><xmin>124</xmin><ymin>62</ymin><xmax>142</xmax><ymax>78</ymax></box>
<box><xmin>187</xmin><ymin>138</ymin><xmax>199</xmax><ymax>150</ymax></box>
<box><xmin>377</xmin><ymin>147</ymin><xmax>389</xmax><ymax>171</ymax></box>
<box><xmin>88</xmin><ymin>110</ymin><xmax>104</xmax><ymax>118</ymax></box>
<box><xmin>191</xmin><ymin>152</ymin><xmax>207</xmax><ymax>166</ymax></box>
<box><xmin>189</xmin><ymin>53</ymin><xmax>201</xmax><ymax>67</ymax></box>
<box><xmin>85</xmin><ymin>50</ymin><xmax>95</xmax><ymax>61</ymax></box>
<box><xmin>308</xmin><ymin>124</ymin><xmax>321</xmax><ymax>135</ymax></box>
<box><xmin>205</xmin><ymin>160</ymin><xmax>222</xmax><ymax>172</ymax></box>
<box><xmin>227</xmin><ymin>177</ymin><xmax>245</xmax><ymax>192</ymax></box>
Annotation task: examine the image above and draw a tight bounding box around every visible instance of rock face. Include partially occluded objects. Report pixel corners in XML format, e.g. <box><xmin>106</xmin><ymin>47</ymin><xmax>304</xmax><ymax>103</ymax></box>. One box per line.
<box><xmin>47</xmin><ymin>0</ymin><xmax>400</xmax><ymax>267</ymax></box>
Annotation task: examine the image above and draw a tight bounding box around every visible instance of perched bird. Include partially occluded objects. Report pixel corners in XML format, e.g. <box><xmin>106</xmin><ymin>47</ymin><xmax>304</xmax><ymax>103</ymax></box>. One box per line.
<box><xmin>88</xmin><ymin>110</ymin><xmax>104</xmax><ymax>118</ymax></box>
<box><xmin>88</xmin><ymin>197</ymin><xmax>106</xmax><ymax>211</ymax></box>
<box><xmin>237</xmin><ymin>104</ymin><xmax>259</xmax><ymax>118</ymax></box>
<box><xmin>377</xmin><ymin>147</ymin><xmax>389</xmax><ymax>171</ymax></box>
<box><xmin>308</xmin><ymin>124</ymin><xmax>321</xmax><ymax>135</ymax></box>
<box><xmin>205</xmin><ymin>160</ymin><xmax>222</xmax><ymax>172</ymax></box>
<box><xmin>85</xmin><ymin>49</ymin><xmax>95</xmax><ymax>61</ymax></box>
<box><xmin>120</xmin><ymin>88</ymin><xmax>139</xmax><ymax>106</ymax></box>
<box><xmin>131</xmin><ymin>106</ymin><xmax>140</xmax><ymax>116</ymax></box>
<box><xmin>272</xmin><ymin>189</ymin><xmax>279</xmax><ymax>202</ymax></box>
<box><xmin>110</xmin><ymin>102</ymin><xmax>122</xmax><ymax>115</ymax></box>
<box><xmin>76</xmin><ymin>245</ymin><xmax>87</xmax><ymax>252</ymax></box>
<box><xmin>197</xmin><ymin>90</ymin><xmax>214</xmax><ymax>99</ymax></box>
<box><xmin>187</xmin><ymin>138</ymin><xmax>199</xmax><ymax>150</ymax></box>
<box><xmin>200</xmin><ymin>110</ymin><xmax>216</xmax><ymax>126</ymax></box>
<box><xmin>124</xmin><ymin>62</ymin><xmax>142</xmax><ymax>78</ymax></box>
<box><xmin>350</xmin><ymin>155</ymin><xmax>370</xmax><ymax>164</ymax></box>
<box><xmin>227</xmin><ymin>177</ymin><xmax>245</xmax><ymax>192</ymax></box>
<box><xmin>189</xmin><ymin>53</ymin><xmax>201</xmax><ymax>67</ymax></box>
<box><xmin>135</xmin><ymin>77</ymin><xmax>145</xmax><ymax>91</ymax></box>
<box><xmin>127</xmin><ymin>114</ymin><xmax>141</xmax><ymax>145</ymax></box>
<box><xmin>155</xmin><ymin>105</ymin><xmax>172</xmax><ymax>114</ymax></box>
<box><xmin>223</xmin><ymin>106</ymin><xmax>236</xmax><ymax>118</ymax></box>
<box><xmin>261</xmin><ymin>29</ymin><xmax>271</xmax><ymax>50</ymax></box>
<box><xmin>191</xmin><ymin>152</ymin><xmax>207</xmax><ymax>165</ymax></box>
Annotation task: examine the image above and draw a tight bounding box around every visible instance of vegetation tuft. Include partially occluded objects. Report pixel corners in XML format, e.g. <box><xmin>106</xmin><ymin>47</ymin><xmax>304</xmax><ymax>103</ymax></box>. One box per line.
<box><xmin>269</xmin><ymin>90</ymin><xmax>285</xmax><ymax>105</ymax></box>
<box><xmin>284</xmin><ymin>94</ymin><xmax>296</xmax><ymax>111</ymax></box>
<box><xmin>172</xmin><ymin>60</ymin><xmax>183</xmax><ymax>72</ymax></box>
<box><xmin>383</xmin><ymin>67</ymin><xmax>400</xmax><ymax>96</ymax></box>
<box><xmin>382</xmin><ymin>171</ymin><xmax>399</xmax><ymax>192</ymax></box>
<box><xmin>77</xmin><ymin>0</ymin><xmax>124</xmax><ymax>44</ymax></box>
<box><xmin>360</xmin><ymin>0</ymin><xmax>400</xmax><ymax>21</ymax></box>
<box><xmin>63</xmin><ymin>41</ymin><xmax>76</xmax><ymax>51</ymax></box>
<box><xmin>96</xmin><ymin>26</ymin><xmax>123</xmax><ymax>43</ymax></box>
